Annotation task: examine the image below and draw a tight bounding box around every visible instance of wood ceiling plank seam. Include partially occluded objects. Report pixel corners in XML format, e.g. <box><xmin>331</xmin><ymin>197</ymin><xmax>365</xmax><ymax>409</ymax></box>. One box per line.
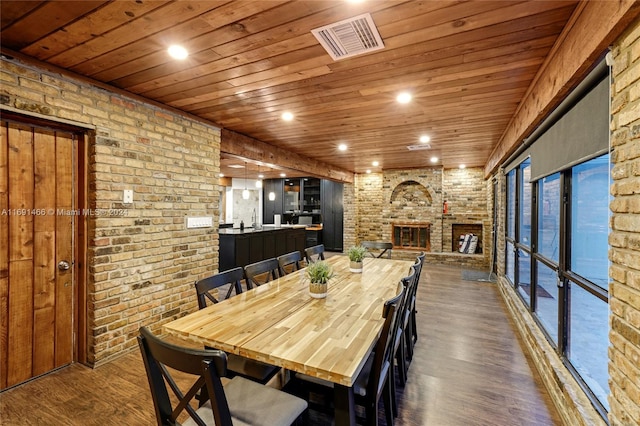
<box><xmin>227</xmin><ymin>63</ymin><xmax>537</xmax><ymax>113</ymax></box>
<box><xmin>163</xmin><ymin>48</ymin><xmax>543</xmax><ymax>112</ymax></box>
<box><xmin>118</xmin><ymin>1</ymin><xmax>348</xmax><ymax>93</ymax></box>
<box><xmin>45</xmin><ymin>1</ymin><xmax>231</xmax><ymax>69</ymax></box>
<box><xmin>0</xmin><ymin>1</ymin><xmax>47</xmax><ymax>31</ymax></box>
<box><xmin>185</xmin><ymin>62</ymin><xmax>539</xmax><ymax>117</ymax></box>
<box><xmin>207</xmin><ymin>1</ymin><xmax>397</xmax><ymax>59</ymax></box>
<box><xmin>131</xmin><ymin>8</ymin><xmax>569</xmax><ymax>102</ymax></box>
<box><xmin>356</xmin><ymin>55</ymin><xmax>546</xmax><ymax>97</ymax></box>
<box><xmin>123</xmin><ymin>0</ymin><xmax>413</xmax><ymax>95</ymax></box>
<box><xmin>164</xmin><ymin>22</ymin><xmax>566</xmax><ymax>112</ymax></box>
<box><xmin>1</xmin><ymin>1</ymin><xmax>108</xmax><ymax>49</ymax></box>
<box><xmin>86</xmin><ymin>0</ymin><xmax>293</xmax><ymax>81</ymax></box>
<box><xmin>326</xmin><ymin>9</ymin><xmax>572</xmax><ymax>73</ymax></box>
<box><xmin>380</xmin><ymin>2</ymin><xmax>576</xmax><ymax>53</ymax></box>
<box><xmin>166</xmin><ymin>65</ymin><xmax>332</xmax><ymax>109</ymax></box>
<box><xmin>19</xmin><ymin>1</ymin><xmax>168</xmax><ymax>61</ymax></box>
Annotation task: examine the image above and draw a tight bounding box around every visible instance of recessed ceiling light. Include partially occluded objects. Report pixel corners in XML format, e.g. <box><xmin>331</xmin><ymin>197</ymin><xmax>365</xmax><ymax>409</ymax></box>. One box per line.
<box><xmin>372</xmin><ymin>161</ymin><xmax>379</xmax><ymax>167</ymax></box>
<box><xmin>420</xmin><ymin>135</ymin><xmax>430</xmax><ymax>143</ymax></box>
<box><xmin>459</xmin><ymin>164</ymin><xmax>466</xmax><ymax>169</ymax></box>
<box><xmin>281</xmin><ymin>112</ymin><xmax>294</xmax><ymax>121</ymax></box>
<box><xmin>219</xmin><ymin>173</ymin><xmax>224</xmax><ymax>177</ymax></box>
<box><xmin>430</xmin><ymin>157</ymin><xmax>438</xmax><ymax>163</ymax></box>
<box><xmin>168</xmin><ymin>45</ymin><xmax>188</xmax><ymax>60</ymax></box>
<box><xmin>396</xmin><ymin>92</ymin><xmax>412</xmax><ymax>104</ymax></box>
<box><xmin>366</xmin><ymin>169</ymin><xmax>371</xmax><ymax>174</ymax></box>
<box><xmin>280</xmin><ymin>173</ymin><xmax>286</xmax><ymax>177</ymax></box>
<box><xmin>338</xmin><ymin>143</ymin><xmax>347</xmax><ymax>151</ymax></box>
<box><xmin>258</xmin><ymin>174</ymin><xmax>264</xmax><ymax>179</ymax></box>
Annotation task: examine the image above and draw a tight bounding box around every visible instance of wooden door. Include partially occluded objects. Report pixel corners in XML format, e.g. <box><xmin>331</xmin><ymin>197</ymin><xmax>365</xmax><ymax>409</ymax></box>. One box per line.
<box><xmin>0</xmin><ymin>120</ymin><xmax>76</xmax><ymax>389</ymax></box>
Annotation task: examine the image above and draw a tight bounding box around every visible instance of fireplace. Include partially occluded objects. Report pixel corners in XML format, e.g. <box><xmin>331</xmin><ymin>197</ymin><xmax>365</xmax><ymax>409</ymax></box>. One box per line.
<box><xmin>392</xmin><ymin>222</ymin><xmax>430</xmax><ymax>251</ymax></box>
<box><xmin>452</xmin><ymin>223</ymin><xmax>482</xmax><ymax>253</ymax></box>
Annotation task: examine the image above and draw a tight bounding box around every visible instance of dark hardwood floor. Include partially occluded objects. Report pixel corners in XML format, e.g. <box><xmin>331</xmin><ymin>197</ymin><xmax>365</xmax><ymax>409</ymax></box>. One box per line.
<box><xmin>0</xmin><ymin>263</ymin><xmax>561</xmax><ymax>425</ymax></box>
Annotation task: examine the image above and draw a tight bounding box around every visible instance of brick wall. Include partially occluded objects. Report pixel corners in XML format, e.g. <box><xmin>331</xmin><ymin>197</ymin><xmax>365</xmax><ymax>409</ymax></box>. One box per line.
<box><xmin>609</xmin><ymin>19</ymin><xmax>640</xmax><ymax>426</ymax></box>
<box><xmin>1</xmin><ymin>57</ymin><xmax>220</xmax><ymax>365</ymax></box>
<box><xmin>346</xmin><ymin>167</ymin><xmax>489</xmax><ymax>267</ymax></box>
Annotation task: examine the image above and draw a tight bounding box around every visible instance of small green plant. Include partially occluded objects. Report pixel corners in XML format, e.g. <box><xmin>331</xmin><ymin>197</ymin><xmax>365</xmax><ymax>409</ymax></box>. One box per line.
<box><xmin>347</xmin><ymin>245</ymin><xmax>368</xmax><ymax>263</ymax></box>
<box><xmin>306</xmin><ymin>260</ymin><xmax>334</xmax><ymax>284</ymax></box>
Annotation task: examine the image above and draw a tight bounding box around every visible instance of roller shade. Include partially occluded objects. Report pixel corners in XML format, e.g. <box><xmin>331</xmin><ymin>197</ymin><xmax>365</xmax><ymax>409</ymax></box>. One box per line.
<box><xmin>503</xmin><ymin>59</ymin><xmax>609</xmax><ymax>178</ymax></box>
<box><xmin>530</xmin><ymin>75</ymin><xmax>609</xmax><ymax>181</ymax></box>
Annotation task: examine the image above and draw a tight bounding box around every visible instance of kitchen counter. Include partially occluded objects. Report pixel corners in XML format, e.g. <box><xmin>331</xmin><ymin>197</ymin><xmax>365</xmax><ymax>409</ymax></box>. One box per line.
<box><xmin>218</xmin><ymin>224</ymin><xmax>308</xmax><ymax>234</ymax></box>
<box><xmin>219</xmin><ymin>226</ymin><xmax>306</xmax><ymax>271</ymax></box>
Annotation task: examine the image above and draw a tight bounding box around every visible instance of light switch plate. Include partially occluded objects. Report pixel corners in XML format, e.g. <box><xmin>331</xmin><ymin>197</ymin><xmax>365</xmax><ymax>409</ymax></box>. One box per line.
<box><xmin>123</xmin><ymin>189</ymin><xmax>133</xmax><ymax>204</ymax></box>
<box><xmin>187</xmin><ymin>217</ymin><xmax>213</xmax><ymax>228</ymax></box>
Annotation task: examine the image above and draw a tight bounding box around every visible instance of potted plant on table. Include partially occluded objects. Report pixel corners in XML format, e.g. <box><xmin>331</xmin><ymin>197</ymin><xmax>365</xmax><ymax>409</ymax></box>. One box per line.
<box><xmin>307</xmin><ymin>260</ymin><xmax>334</xmax><ymax>298</ymax></box>
<box><xmin>347</xmin><ymin>245</ymin><xmax>368</xmax><ymax>273</ymax></box>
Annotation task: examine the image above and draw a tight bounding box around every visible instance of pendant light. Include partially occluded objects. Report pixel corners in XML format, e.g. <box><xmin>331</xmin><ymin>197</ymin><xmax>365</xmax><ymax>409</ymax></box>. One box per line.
<box><xmin>242</xmin><ymin>162</ymin><xmax>250</xmax><ymax>199</ymax></box>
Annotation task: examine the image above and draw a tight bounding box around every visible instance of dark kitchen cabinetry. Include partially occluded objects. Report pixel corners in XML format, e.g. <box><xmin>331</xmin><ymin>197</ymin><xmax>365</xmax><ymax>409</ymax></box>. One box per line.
<box><xmin>262</xmin><ymin>177</ymin><xmax>343</xmax><ymax>251</ymax></box>
<box><xmin>321</xmin><ymin>180</ymin><xmax>344</xmax><ymax>251</ymax></box>
<box><xmin>302</xmin><ymin>178</ymin><xmax>321</xmax><ymax>212</ymax></box>
<box><xmin>219</xmin><ymin>227</ymin><xmax>305</xmax><ymax>271</ymax></box>
<box><xmin>262</xmin><ymin>178</ymin><xmax>284</xmax><ymax>224</ymax></box>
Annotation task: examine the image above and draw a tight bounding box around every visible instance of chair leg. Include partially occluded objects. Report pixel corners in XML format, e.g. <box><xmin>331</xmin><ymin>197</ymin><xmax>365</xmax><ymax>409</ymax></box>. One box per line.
<box><xmin>404</xmin><ymin>324</ymin><xmax>414</xmax><ymax>364</ymax></box>
<box><xmin>411</xmin><ymin>307</ymin><xmax>418</xmax><ymax>344</ymax></box>
<box><xmin>396</xmin><ymin>338</ymin><xmax>407</xmax><ymax>386</ymax></box>
<box><xmin>384</xmin><ymin>377</ymin><xmax>394</xmax><ymax>426</ymax></box>
<box><xmin>390</xmin><ymin>359</ymin><xmax>398</xmax><ymax>417</ymax></box>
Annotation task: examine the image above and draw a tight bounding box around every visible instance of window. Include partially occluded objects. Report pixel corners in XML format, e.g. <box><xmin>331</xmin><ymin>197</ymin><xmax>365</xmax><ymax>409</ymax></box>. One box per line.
<box><xmin>504</xmin><ymin>154</ymin><xmax>610</xmax><ymax>415</ymax></box>
<box><xmin>538</xmin><ymin>173</ymin><xmax>560</xmax><ymax>263</ymax></box>
<box><xmin>505</xmin><ymin>170</ymin><xmax>516</xmax><ymax>283</ymax></box>
<box><xmin>570</xmin><ymin>156</ymin><xmax>610</xmax><ymax>289</ymax></box>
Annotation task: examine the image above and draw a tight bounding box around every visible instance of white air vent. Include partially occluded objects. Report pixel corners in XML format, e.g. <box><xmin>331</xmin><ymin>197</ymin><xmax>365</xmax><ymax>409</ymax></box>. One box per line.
<box><xmin>407</xmin><ymin>144</ymin><xmax>432</xmax><ymax>151</ymax></box>
<box><xmin>311</xmin><ymin>13</ymin><xmax>384</xmax><ymax>61</ymax></box>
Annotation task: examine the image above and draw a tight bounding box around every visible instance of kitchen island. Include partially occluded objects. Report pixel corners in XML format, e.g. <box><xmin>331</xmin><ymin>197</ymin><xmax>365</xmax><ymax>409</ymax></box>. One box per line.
<box><xmin>219</xmin><ymin>225</ymin><xmax>307</xmax><ymax>271</ymax></box>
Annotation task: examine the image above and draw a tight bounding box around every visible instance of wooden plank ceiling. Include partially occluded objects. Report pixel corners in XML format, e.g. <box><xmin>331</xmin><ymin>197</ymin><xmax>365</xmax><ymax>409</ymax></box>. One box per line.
<box><xmin>0</xmin><ymin>0</ymin><xmax>580</xmax><ymax>178</ymax></box>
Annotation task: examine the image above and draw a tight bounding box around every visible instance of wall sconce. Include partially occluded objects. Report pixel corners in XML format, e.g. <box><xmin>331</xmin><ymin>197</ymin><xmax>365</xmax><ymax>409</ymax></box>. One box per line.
<box><xmin>268</xmin><ymin>192</ymin><xmax>276</xmax><ymax>201</ymax></box>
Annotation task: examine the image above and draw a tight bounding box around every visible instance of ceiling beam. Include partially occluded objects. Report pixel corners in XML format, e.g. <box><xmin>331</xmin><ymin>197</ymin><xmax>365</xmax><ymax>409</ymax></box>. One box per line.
<box><xmin>484</xmin><ymin>0</ymin><xmax>640</xmax><ymax>177</ymax></box>
<box><xmin>221</xmin><ymin>129</ymin><xmax>354</xmax><ymax>183</ymax></box>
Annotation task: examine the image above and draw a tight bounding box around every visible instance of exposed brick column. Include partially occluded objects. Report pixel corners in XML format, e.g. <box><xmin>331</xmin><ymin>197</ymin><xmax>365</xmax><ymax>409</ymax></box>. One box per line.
<box><xmin>608</xmin><ymin>18</ymin><xmax>640</xmax><ymax>426</ymax></box>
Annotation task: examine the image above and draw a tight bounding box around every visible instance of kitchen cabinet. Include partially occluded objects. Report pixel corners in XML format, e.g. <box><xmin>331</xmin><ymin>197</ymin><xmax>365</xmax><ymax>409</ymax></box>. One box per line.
<box><xmin>219</xmin><ymin>227</ymin><xmax>306</xmax><ymax>271</ymax></box>
<box><xmin>321</xmin><ymin>180</ymin><xmax>344</xmax><ymax>251</ymax></box>
<box><xmin>262</xmin><ymin>179</ymin><xmax>284</xmax><ymax>224</ymax></box>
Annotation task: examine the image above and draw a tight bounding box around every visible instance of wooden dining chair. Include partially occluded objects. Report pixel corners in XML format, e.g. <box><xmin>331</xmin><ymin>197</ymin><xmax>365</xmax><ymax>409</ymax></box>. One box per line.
<box><xmin>304</xmin><ymin>244</ymin><xmax>325</xmax><ymax>264</ymax></box>
<box><xmin>293</xmin><ymin>284</ymin><xmax>404</xmax><ymax>426</ymax></box>
<box><xmin>194</xmin><ymin>268</ymin><xmax>281</xmax><ymax>385</ymax></box>
<box><xmin>137</xmin><ymin>327</ymin><xmax>307</xmax><ymax>426</ymax></box>
<box><xmin>244</xmin><ymin>258</ymin><xmax>280</xmax><ymax>289</ymax></box>
<box><xmin>408</xmin><ymin>252</ymin><xmax>426</xmax><ymax>351</ymax></box>
<box><xmin>194</xmin><ymin>267</ymin><xmax>244</xmax><ymax>306</ymax></box>
<box><xmin>361</xmin><ymin>241</ymin><xmax>393</xmax><ymax>259</ymax></box>
<box><xmin>277</xmin><ymin>251</ymin><xmax>303</xmax><ymax>276</ymax></box>
<box><xmin>394</xmin><ymin>266</ymin><xmax>416</xmax><ymax>388</ymax></box>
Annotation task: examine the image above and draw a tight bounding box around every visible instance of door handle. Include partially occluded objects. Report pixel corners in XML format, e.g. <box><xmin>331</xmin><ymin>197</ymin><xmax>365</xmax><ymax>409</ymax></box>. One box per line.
<box><xmin>58</xmin><ymin>260</ymin><xmax>71</xmax><ymax>271</ymax></box>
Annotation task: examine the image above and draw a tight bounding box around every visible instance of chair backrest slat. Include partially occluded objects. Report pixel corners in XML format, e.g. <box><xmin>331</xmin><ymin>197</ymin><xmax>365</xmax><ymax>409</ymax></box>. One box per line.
<box><xmin>361</xmin><ymin>241</ymin><xmax>393</xmax><ymax>258</ymax></box>
<box><xmin>244</xmin><ymin>258</ymin><xmax>280</xmax><ymax>289</ymax></box>
<box><xmin>277</xmin><ymin>251</ymin><xmax>303</xmax><ymax>276</ymax></box>
<box><xmin>304</xmin><ymin>244</ymin><xmax>325</xmax><ymax>263</ymax></box>
<box><xmin>194</xmin><ymin>267</ymin><xmax>244</xmax><ymax>309</ymax></box>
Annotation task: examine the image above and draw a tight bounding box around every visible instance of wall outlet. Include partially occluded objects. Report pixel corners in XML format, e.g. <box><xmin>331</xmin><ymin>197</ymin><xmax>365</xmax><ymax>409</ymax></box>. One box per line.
<box><xmin>123</xmin><ymin>189</ymin><xmax>133</xmax><ymax>204</ymax></box>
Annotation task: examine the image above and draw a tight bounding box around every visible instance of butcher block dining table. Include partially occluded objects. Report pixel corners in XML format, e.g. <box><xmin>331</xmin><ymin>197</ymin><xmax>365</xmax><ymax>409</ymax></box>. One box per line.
<box><xmin>163</xmin><ymin>255</ymin><xmax>414</xmax><ymax>425</ymax></box>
